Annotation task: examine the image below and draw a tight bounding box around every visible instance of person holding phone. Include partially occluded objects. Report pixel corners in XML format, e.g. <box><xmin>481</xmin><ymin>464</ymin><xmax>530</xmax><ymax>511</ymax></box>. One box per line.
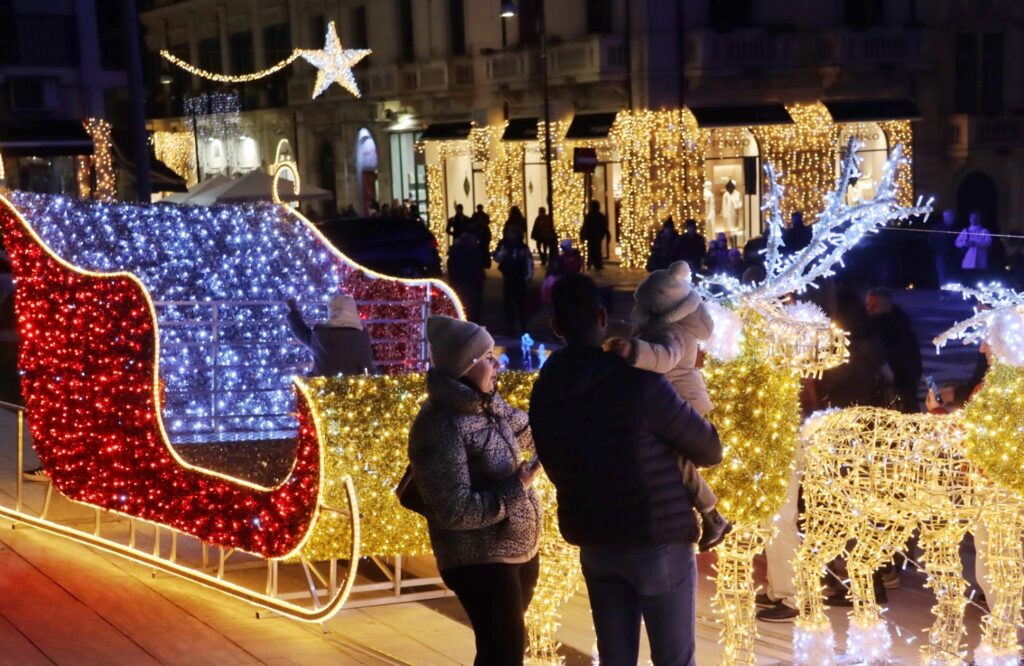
<box><xmin>408</xmin><ymin>316</ymin><xmax>542</xmax><ymax>666</ymax></box>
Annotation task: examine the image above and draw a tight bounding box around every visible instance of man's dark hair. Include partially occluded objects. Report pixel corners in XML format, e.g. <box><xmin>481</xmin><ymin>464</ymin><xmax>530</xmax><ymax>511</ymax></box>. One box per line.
<box><xmin>551</xmin><ymin>273</ymin><xmax>602</xmax><ymax>343</ymax></box>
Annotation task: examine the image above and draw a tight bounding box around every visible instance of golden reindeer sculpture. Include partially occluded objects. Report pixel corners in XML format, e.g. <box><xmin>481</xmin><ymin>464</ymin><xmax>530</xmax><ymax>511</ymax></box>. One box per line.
<box><xmin>793</xmin><ymin>284</ymin><xmax>1024</xmax><ymax>666</ymax></box>
<box><xmin>696</xmin><ymin>141</ymin><xmax>930</xmax><ymax>664</ymax></box>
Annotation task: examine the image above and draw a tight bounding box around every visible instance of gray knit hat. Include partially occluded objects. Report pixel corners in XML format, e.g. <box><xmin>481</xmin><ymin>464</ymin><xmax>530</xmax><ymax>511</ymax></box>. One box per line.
<box><xmin>326</xmin><ymin>293</ymin><xmax>363</xmax><ymax>329</ymax></box>
<box><xmin>426</xmin><ymin>315</ymin><xmax>495</xmax><ymax>378</ymax></box>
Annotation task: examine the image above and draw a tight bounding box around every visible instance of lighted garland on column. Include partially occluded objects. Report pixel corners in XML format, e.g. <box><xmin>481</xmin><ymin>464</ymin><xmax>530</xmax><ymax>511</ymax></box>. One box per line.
<box><xmin>76</xmin><ymin>156</ymin><xmax>92</xmax><ymax>199</ymax></box>
<box><xmin>879</xmin><ymin>120</ymin><xmax>914</xmax><ymax>208</ymax></box>
<box><xmin>152</xmin><ymin>130</ymin><xmax>198</xmax><ymax>187</ymax></box>
<box><xmin>83</xmin><ymin>118</ymin><xmax>116</xmax><ymax>201</ymax></box>
<box><xmin>609</xmin><ymin>111</ymin><xmax>654</xmax><ymax>268</ymax></box>
<box><xmin>426</xmin><ymin>163</ymin><xmax>447</xmax><ymax>255</ymax></box>
<box><xmin>751</xmin><ymin>103</ymin><xmax>837</xmax><ymax>224</ymax></box>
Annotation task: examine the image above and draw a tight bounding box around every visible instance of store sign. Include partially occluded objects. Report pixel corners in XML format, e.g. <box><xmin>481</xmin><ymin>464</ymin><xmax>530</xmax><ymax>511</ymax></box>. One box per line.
<box><xmin>573</xmin><ymin>147</ymin><xmax>598</xmax><ymax>173</ymax></box>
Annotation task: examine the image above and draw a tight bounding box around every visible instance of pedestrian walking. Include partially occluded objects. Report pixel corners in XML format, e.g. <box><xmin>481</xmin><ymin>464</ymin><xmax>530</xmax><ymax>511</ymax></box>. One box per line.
<box><xmin>285</xmin><ymin>293</ymin><xmax>377</xmax><ymax>377</ymax></box>
<box><xmin>447</xmin><ymin>232</ymin><xmax>487</xmax><ymax>324</ymax></box>
<box><xmin>409</xmin><ymin>316</ymin><xmax>542</xmax><ymax>666</ymax></box>
<box><xmin>646</xmin><ymin>217</ymin><xmax>678</xmax><ymax>272</ymax></box>
<box><xmin>446</xmin><ymin>204</ymin><xmax>470</xmax><ymax>245</ymax></box>
<box><xmin>866</xmin><ymin>288</ymin><xmax>922</xmax><ymax>413</ymax></box>
<box><xmin>580</xmin><ymin>200</ymin><xmax>609</xmax><ymax>271</ymax></box>
<box><xmin>504</xmin><ymin>206</ymin><xmax>528</xmax><ymax>239</ymax></box>
<box><xmin>955</xmin><ymin>211</ymin><xmax>992</xmax><ymax>286</ymax></box>
<box><xmin>529</xmin><ymin>274</ymin><xmax>722</xmax><ymax>665</ymax></box>
<box><xmin>673</xmin><ymin>219</ymin><xmax>707</xmax><ymax>274</ymax></box>
<box><xmin>467</xmin><ymin>205</ymin><xmax>493</xmax><ymax>267</ymax></box>
<box><xmin>530</xmin><ymin>207</ymin><xmax>557</xmax><ymax>265</ymax></box>
<box><xmin>495</xmin><ymin>227</ymin><xmax>534</xmax><ymax>335</ymax></box>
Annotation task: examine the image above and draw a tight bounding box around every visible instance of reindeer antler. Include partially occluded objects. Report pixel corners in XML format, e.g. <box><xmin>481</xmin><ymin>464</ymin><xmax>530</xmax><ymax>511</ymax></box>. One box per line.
<box><xmin>934</xmin><ymin>283</ymin><xmax>1024</xmax><ymax>352</ymax></box>
<box><xmin>701</xmin><ymin>143</ymin><xmax>932</xmax><ymax>306</ymax></box>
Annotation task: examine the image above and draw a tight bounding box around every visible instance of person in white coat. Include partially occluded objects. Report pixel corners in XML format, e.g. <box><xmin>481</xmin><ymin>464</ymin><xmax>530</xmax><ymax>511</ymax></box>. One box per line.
<box><xmin>955</xmin><ymin>211</ymin><xmax>992</xmax><ymax>285</ymax></box>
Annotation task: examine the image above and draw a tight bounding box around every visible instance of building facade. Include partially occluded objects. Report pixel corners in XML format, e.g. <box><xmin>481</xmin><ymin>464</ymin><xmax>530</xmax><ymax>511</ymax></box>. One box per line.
<box><xmin>139</xmin><ymin>0</ymin><xmax>1024</xmax><ymax>258</ymax></box>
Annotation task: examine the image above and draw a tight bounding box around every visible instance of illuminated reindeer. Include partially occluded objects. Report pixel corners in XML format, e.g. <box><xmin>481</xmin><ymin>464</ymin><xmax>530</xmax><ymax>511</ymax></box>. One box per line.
<box><xmin>696</xmin><ymin>142</ymin><xmax>930</xmax><ymax>664</ymax></box>
<box><xmin>793</xmin><ymin>284</ymin><xmax>1024</xmax><ymax>666</ymax></box>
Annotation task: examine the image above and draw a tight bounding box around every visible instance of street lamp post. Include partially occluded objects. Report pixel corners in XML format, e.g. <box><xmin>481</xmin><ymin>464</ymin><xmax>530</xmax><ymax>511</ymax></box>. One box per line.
<box><xmin>502</xmin><ymin>1</ymin><xmax>554</xmax><ymax>225</ymax></box>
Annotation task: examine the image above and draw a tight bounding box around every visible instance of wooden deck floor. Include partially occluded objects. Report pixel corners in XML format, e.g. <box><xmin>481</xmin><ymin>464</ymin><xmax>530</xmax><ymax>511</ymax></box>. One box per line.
<box><xmin>0</xmin><ymin>409</ymin><xmax>996</xmax><ymax>665</ymax></box>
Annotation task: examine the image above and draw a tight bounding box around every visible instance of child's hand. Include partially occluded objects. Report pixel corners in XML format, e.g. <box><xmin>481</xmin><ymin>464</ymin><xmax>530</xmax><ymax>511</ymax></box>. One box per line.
<box><xmin>603</xmin><ymin>336</ymin><xmax>632</xmax><ymax>359</ymax></box>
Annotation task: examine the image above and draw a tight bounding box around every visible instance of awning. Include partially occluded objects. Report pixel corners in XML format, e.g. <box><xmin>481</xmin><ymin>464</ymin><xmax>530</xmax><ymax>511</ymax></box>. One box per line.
<box><xmin>823</xmin><ymin>99</ymin><xmax>920</xmax><ymax>123</ymax></box>
<box><xmin>565</xmin><ymin>112</ymin><xmax>619</xmax><ymax>140</ymax></box>
<box><xmin>502</xmin><ymin>118</ymin><xmax>539</xmax><ymax>141</ymax></box>
<box><xmin>418</xmin><ymin>121</ymin><xmax>472</xmax><ymax>141</ymax></box>
<box><xmin>689</xmin><ymin>104</ymin><xmax>793</xmax><ymax>128</ymax></box>
<box><xmin>0</xmin><ymin>119</ymin><xmax>93</xmax><ymax>157</ymax></box>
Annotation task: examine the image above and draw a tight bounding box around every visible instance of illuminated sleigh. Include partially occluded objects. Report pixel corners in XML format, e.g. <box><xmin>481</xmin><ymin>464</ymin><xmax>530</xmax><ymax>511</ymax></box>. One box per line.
<box><xmin>0</xmin><ymin>191</ymin><xmax>460</xmax><ymax>622</ymax></box>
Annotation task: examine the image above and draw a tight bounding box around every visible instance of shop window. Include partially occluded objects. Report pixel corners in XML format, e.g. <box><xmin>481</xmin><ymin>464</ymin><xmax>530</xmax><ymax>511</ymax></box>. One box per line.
<box><xmin>708</xmin><ymin>0</ymin><xmax>753</xmax><ymax>33</ymax></box>
<box><xmin>836</xmin><ymin>122</ymin><xmax>887</xmax><ymax>205</ymax></box>
<box><xmin>704</xmin><ymin>128</ymin><xmax>759</xmax><ymax>245</ymax></box>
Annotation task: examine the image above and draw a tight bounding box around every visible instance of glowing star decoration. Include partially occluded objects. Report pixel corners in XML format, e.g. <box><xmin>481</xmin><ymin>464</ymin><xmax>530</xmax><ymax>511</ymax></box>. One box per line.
<box><xmin>296</xmin><ymin>21</ymin><xmax>371</xmax><ymax>99</ymax></box>
<box><xmin>161</xmin><ymin>21</ymin><xmax>370</xmax><ymax>100</ymax></box>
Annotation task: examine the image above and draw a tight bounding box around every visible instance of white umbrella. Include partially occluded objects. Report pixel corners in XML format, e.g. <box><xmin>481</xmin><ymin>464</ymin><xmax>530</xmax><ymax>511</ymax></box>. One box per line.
<box><xmin>163</xmin><ymin>175</ymin><xmax>232</xmax><ymax>204</ymax></box>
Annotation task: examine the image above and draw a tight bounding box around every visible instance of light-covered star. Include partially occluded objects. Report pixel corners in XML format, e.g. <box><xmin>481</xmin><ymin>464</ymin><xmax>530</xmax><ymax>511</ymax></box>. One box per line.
<box><xmin>297</xmin><ymin>21</ymin><xmax>372</xmax><ymax>99</ymax></box>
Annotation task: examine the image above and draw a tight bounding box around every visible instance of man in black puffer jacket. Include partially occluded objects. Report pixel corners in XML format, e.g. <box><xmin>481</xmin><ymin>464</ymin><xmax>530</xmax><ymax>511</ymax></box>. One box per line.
<box><xmin>530</xmin><ymin>274</ymin><xmax>721</xmax><ymax>666</ymax></box>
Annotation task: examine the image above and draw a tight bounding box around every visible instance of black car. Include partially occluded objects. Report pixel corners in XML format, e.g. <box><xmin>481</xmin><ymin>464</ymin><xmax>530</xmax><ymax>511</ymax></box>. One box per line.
<box><xmin>316</xmin><ymin>216</ymin><xmax>443</xmax><ymax>278</ymax></box>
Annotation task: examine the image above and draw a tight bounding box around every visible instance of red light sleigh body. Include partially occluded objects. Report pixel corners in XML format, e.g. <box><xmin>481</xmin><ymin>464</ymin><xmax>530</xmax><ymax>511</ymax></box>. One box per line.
<box><xmin>0</xmin><ymin>193</ymin><xmax>460</xmax><ymax>622</ymax></box>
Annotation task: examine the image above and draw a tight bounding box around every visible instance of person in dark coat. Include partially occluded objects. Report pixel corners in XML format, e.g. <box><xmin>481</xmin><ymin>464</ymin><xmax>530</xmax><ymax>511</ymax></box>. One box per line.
<box><xmin>530</xmin><ymin>207</ymin><xmax>557</xmax><ymax>265</ymax></box>
<box><xmin>867</xmin><ymin>288</ymin><xmax>923</xmax><ymax>413</ymax></box>
<box><xmin>466</xmin><ymin>205</ymin><xmax>493</xmax><ymax>267</ymax></box>
<box><xmin>494</xmin><ymin>226</ymin><xmax>534</xmax><ymax>335</ymax></box>
<box><xmin>703</xmin><ymin>232</ymin><xmax>731</xmax><ymax>275</ymax></box>
<box><xmin>782</xmin><ymin>211</ymin><xmax>812</xmax><ymax>254</ymax></box>
<box><xmin>813</xmin><ymin>287</ymin><xmax>891</xmax><ymax>409</ymax></box>
<box><xmin>286</xmin><ymin>294</ymin><xmax>377</xmax><ymax>376</ymax></box>
<box><xmin>409</xmin><ymin>316</ymin><xmax>542</xmax><ymax>666</ymax></box>
<box><xmin>447</xmin><ymin>232</ymin><xmax>487</xmax><ymax>324</ymax></box>
<box><xmin>580</xmin><ymin>200</ymin><xmax>610</xmax><ymax>271</ymax></box>
<box><xmin>673</xmin><ymin>218</ymin><xmax>707</xmax><ymax>274</ymax></box>
<box><xmin>529</xmin><ymin>274</ymin><xmax>722</xmax><ymax>665</ymax></box>
<box><xmin>504</xmin><ymin>206</ymin><xmax>528</xmax><ymax>239</ymax></box>
<box><xmin>446</xmin><ymin>204</ymin><xmax>470</xmax><ymax>246</ymax></box>
<box><xmin>646</xmin><ymin>217</ymin><xmax>678</xmax><ymax>272</ymax></box>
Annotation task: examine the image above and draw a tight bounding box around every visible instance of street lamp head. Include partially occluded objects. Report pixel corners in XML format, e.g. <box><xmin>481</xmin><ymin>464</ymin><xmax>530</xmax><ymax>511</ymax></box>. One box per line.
<box><xmin>500</xmin><ymin>1</ymin><xmax>518</xmax><ymax>18</ymax></box>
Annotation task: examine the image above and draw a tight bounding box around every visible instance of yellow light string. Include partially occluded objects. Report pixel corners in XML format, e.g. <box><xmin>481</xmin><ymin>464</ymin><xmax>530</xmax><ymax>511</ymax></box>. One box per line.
<box><xmin>794</xmin><ymin>403</ymin><xmax>1024</xmax><ymax>664</ymax></box>
<box><xmin>152</xmin><ymin>130</ymin><xmax>197</xmax><ymax>187</ymax></box>
<box><xmin>610</xmin><ymin>111</ymin><xmax>654</xmax><ymax>268</ymax></box>
<box><xmin>426</xmin><ymin>163</ymin><xmax>447</xmax><ymax>255</ymax></box>
<box><xmin>161</xmin><ymin>49</ymin><xmax>300</xmax><ymax>83</ymax></box>
<box><xmin>879</xmin><ymin>120</ymin><xmax>914</xmax><ymax>208</ymax></box>
<box><xmin>83</xmin><ymin>118</ymin><xmax>115</xmax><ymax>201</ymax></box>
<box><xmin>75</xmin><ymin>156</ymin><xmax>92</xmax><ymax>199</ymax></box>
<box><xmin>294</xmin><ymin>371</ymin><xmax>581</xmax><ymax>662</ymax></box>
<box><xmin>271</xmin><ymin>161</ymin><xmax>301</xmax><ymax>204</ymax></box>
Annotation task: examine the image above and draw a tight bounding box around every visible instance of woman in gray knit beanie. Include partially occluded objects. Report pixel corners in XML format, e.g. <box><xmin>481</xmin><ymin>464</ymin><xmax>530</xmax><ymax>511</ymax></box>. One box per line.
<box><xmin>408</xmin><ymin>315</ymin><xmax>542</xmax><ymax>665</ymax></box>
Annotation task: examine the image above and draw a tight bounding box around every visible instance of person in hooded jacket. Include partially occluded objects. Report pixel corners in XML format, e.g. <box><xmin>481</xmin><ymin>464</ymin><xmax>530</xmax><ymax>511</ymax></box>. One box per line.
<box><xmin>529</xmin><ymin>274</ymin><xmax>722</xmax><ymax>666</ymax></box>
<box><xmin>408</xmin><ymin>316</ymin><xmax>542</xmax><ymax>666</ymax></box>
<box><xmin>286</xmin><ymin>293</ymin><xmax>377</xmax><ymax>376</ymax></box>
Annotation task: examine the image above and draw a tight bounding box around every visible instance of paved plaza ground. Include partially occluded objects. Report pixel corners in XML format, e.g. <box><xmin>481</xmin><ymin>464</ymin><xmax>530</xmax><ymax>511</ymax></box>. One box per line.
<box><xmin>0</xmin><ymin>276</ymin><xmax>1002</xmax><ymax>665</ymax></box>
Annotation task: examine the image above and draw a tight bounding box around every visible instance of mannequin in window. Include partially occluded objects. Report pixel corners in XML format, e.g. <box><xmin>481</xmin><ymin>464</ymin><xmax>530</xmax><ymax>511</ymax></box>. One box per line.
<box><xmin>703</xmin><ymin>180</ymin><xmax>716</xmax><ymax>232</ymax></box>
<box><xmin>721</xmin><ymin>179</ymin><xmax>742</xmax><ymax>232</ymax></box>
